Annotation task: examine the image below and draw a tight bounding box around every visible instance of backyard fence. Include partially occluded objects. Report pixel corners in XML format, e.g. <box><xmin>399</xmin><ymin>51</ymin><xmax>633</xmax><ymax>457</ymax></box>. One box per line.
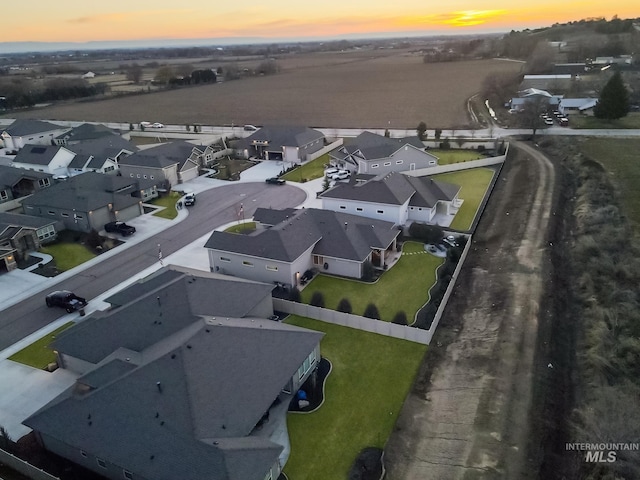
<box><xmin>405</xmin><ymin>142</ymin><xmax>508</xmax><ymax>178</ymax></box>
<box><xmin>0</xmin><ymin>448</ymin><xmax>60</xmax><ymax>480</ymax></box>
<box><xmin>305</xmin><ymin>139</ymin><xmax>344</xmax><ymax>163</ymax></box>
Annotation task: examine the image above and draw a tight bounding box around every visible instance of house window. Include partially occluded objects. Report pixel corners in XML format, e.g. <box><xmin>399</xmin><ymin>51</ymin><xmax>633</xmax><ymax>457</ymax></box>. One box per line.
<box><xmin>48</xmin><ymin>211</ymin><xmax>55</xmax><ymax>215</ymax></box>
<box><xmin>80</xmin><ymin>450</ymin><xmax>87</xmax><ymax>458</ymax></box>
<box><xmin>105</xmin><ymin>166</ymin><xmax>115</xmax><ymax>172</ymax></box>
<box><xmin>219</xmin><ymin>257</ymin><xmax>231</xmax><ymax>262</ymax></box>
<box><xmin>0</xmin><ymin>191</ymin><xmax>7</xmax><ymax>200</ymax></box>
<box><xmin>38</xmin><ymin>178</ymin><xmax>50</xmax><ymax>187</ymax></box>
<box><xmin>313</xmin><ymin>255</ymin><xmax>323</xmax><ymax>265</ymax></box>
<box><xmin>429</xmin><ymin>160</ymin><xmax>436</xmax><ymax>165</ymax></box>
<box><xmin>371</xmin><ymin>164</ymin><xmax>379</xmax><ymax>168</ymax></box>
<box><xmin>61</xmin><ymin>213</ymin><xmax>69</xmax><ymax>217</ymax></box>
<box><xmin>339</xmin><ymin>205</ymin><xmax>346</xmax><ymax>209</ymax></box>
<box><xmin>123</xmin><ymin>470</ymin><xmax>133</xmax><ymax>480</ymax></box>
<box><xmin>143</xmin><ymin>175</ymin><xmax>147</xmax><ymax>179</ymax></box>
<box><xmin>298</xmin><ymin>351</ymin><xmax>316</xmax><ymax>380</ymax></box>
<box><xmin>356</xmin><ymin>207</ymin><xmax>363</xmax><ymax>212</ymax></box>
<box><xmin>136</xmin><ymin>174</ymin><xmax>141</xmax><ymax>178</ymax></box>
<box><xmin>130</xmin><ymin>173</ymin><xmax>134</xmax><ymax>177</ymax></box>
<box><xmin>76</xmin><ymin>214</ymin><xmax>83</xmax><ymax>219</ymax></box>
<box><xmin>396</xmin><ymin>160</ymin><xmax>403</xmax><ymax>164</ymax></box>
<box><xmin>377</xmin><ymin>210</ymin><xmax>384</xmax><ymax>214</ymax></box>
<box><xmin>38</xmin><ymin>225</ymin><xmax>55</xmax><ymax>240</ymax></box>
<box><xmin>384</xmin><ymin>162</ymin><xmax>391</xmax><ymax>166</ymax></box>
<box><xmin>242</xmin><ymin>261</ymin><xmax>254</xmax><ymax>267</ymax></box>
<box><xmin>150</xmin><ymin>176</ymin><xmax>154</xmax><ymax>179</ymax></box>
<box><xmin>97</xmin><ymin>458</ymin><xmax>107</xmax><ymax>469</ymax></box>
<box><xmin>266</xmin><ymin>265</ymin><xmax>278</xmax><ymax>271</ymax></box>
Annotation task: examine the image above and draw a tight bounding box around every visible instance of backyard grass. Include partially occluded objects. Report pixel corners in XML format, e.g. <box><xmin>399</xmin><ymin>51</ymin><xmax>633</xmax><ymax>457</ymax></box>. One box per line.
<box><xmin>433</xmin><ymin>167</ymin><xmax>495</xmax><ymax>231</ymax></box>
<box><xmin>283</xmin><ymin>316</ymin><xmax>426</xmax><ymax>480</ymax></box>
<box><xmin>569</xmin><ymin>112</ymin><xmax>640</xmax><ymax>129</ymax></box>
<box><xmin>8</xmin><ymin>322</ymin><xmax>75</xmax><ymax>369</ymax></box>
<box><xmin>301</xmin><ymin>241</ymin><xmax>442</xmax><ymax>321</ymax></box>
<box><xmin>281</xmin><ymin>154</ymin><xmax>330</xmax><ymax>182</ymax></box>
<box><xmin>430</xmin><ymin>149</ymin><xmax>484</xmax><ymax>165</ymax></box>
<box><xmin>578</xmin><ymin>138</ymin><xmax>640</xmax><ymax>233</ymax></box>
<box><xmin>224</xmin><ymin>221</ymin><xmax>256</xmax><ymax>234</ymax></box>
<box><xmin>40</xmin><ymin>241</ymin><xmax>96</xmax><ymax>271</ymax></box>
<box><xmin>150</xmin><ymin>192</ymin><xmax>180</xmax><ymax>219</ymax></box>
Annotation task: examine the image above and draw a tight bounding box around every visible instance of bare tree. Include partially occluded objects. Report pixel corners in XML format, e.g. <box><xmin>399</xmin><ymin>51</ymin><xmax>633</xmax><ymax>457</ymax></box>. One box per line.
<box><xmin>126</xmin><ymin>63</ymin><xmax>143</xmax><ymax>84</ymax></box>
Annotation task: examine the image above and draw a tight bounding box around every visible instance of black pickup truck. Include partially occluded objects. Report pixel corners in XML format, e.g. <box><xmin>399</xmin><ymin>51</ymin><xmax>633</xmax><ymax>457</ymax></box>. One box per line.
<box><xmin>45</xmin><ymin>291</ymin><xmax>88</xmax><ymax>313</ymax></box>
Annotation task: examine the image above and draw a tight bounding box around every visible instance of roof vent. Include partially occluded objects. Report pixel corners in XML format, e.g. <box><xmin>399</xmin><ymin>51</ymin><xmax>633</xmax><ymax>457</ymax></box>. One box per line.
<box><xmin>156</xmin><ymin>382</ymin><xmax>162</xmax><ymax>393</ymax></box>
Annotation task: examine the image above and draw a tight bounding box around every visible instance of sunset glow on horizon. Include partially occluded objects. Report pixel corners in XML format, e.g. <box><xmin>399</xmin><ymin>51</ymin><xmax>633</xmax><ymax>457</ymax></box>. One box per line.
<box><xmin>2</xmin><ymin>1</ymin><xmax>638</xmax><ymax>44</ymax></box>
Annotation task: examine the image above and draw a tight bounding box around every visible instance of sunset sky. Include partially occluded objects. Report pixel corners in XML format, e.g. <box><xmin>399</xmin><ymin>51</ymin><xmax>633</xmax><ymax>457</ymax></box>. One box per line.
<box><xmin>3</xmin><ymin>1</ymin><xmax>638</xmax><ymax>44</ymax></box>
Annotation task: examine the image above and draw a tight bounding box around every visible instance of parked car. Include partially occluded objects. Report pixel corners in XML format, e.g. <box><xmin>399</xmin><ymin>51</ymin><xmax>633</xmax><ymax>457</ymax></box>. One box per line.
<box><xmin>265</xmin><ymin>177</ymin><xmax>285</xmax><ymax>185</ymax></box>
<box><xmin>139</xmin><ymin>121</ymin><xmax>151</xmax><ymax>128</ymax></box>
<box><xmin>104</xmin><ymin>221</ymin><xmax>136</xmax><ymax>236</ymax></box>
<box><xmin>544</xmin><ymin>118</ymin><xmax>554</xmax><ymax>126</ymax></box>
<box><xmin>329</xmin><ymin>170</ymin><xmax>350</xmax><ymax>180</ymax></box>
<box><xmin>183</xmin><ymin>193</ymin><xmax>196</xmax><ymax>206</ymax></box>
<box><xmin>45</xmin><ymin>290</ymin><xmax>87</xmax><ymax>313</ymax></box>
<box><xmin>559</xmin><ymin>117</ymin><xmax>569</xmax><ymax>127</ymax></box>
<box><xmin>151</xmin><ymin>122</ymin><xmax>165</xmax><ymax>129</ymax></box>
<box><xmin>443</xmin><ymin>235</ymin><xmax>458</xmax><ymax>247</ymax></box>
<box><xmin>244</xmin><ymin>124</ymin><xmax>258</xmax><ymax>131</ymax></box>
<box><xmin>325</xmin><ymin>167</ymin><xmax>340</xmax><ymax>177</ymax></box>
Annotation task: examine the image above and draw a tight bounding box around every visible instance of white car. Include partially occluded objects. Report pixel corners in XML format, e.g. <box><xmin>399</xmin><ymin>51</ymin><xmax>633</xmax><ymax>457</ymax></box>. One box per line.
<box><xmin>329</xmin><ymin>170</ymin><xmax>350</xmax><ymax>180</ymax></box>
<box><xmin>325</xmin><ymin>167</ymin><xmax>340</xmax><ymax>177</ymax></box>
<box><xmin>140</xmin><ymin>121</ymin><xmax>151</xmax><ymax>128</ymax></box>
<box><xmin>151</xmin><ymin>122</ymin><xmax>165</xmax><ymax>128</ymax></box>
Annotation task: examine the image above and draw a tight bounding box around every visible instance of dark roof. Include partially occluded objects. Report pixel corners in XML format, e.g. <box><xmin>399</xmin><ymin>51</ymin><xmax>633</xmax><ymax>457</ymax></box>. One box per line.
<box><xmin>54</xmin><ymin>123</ymin><xmax>120</xmax><ymax>143</ymax></box>
<box><xmin>13</xmin><ymin>145</ymin><xmax>71</xmax><ymax>166</ymax></box>
<box><xmin>3</xmin><ymin>119</ymin><xmax>64</xmax><ymax>137</ymax></box>
<box><xmin>320</xmin><ymin>171</ymin><xmax>416</xmax><ymax>205</ymax></box>
<box><xmin>0</xmin><ymin>212</ymin><xmax>57</xmax><ymax>230</ymax></box>
<box><xmin>206</xmin><ymin>208</ymin><xmax>399</xmax><ymax>262</ymax></box>
<box><xmin>334</xmin><ymin>131</ymin><xmax>428</xmax><ymax>162</ymax></box>
<box><xmin>67</xmin><ymin>154</ymin><xmax>91</xmax><ymax>170</ymax></box>
<box><xmin>21</xmin><ymin>172</ymin><xmax>141</xmax><ymax>212</ymax></box>
<box><xmin>0</xmin><ymin>165</ymin><xmax>52</xmax><ymax>188</ymax></box>
<box><xmin>118</xmin><ymin>141</ymin><xmax>196</xmax><ymax>169</ymax></box>
<box><xmin>245</xmin><ymin>126</ymin><xmax>324</xmax><ymax>150</ymax></box>
<box><xmin>0</xmin><ymin>225</ymin><xmax>22</xmax><ymax>242</ymax></box>
<box><xmin>406</xmin><ymin>177</ymin><xmax>461</xmax><ymax>208</ymax></box>
<box><xmin>253</xmin><ymin>207</ymin><xmax>297</xmax><ymax>226</ymax></box>
<box><xmin>67</xmin><ymin>136</ymin><xmax>137</xmax><ymax>160</ymax></box>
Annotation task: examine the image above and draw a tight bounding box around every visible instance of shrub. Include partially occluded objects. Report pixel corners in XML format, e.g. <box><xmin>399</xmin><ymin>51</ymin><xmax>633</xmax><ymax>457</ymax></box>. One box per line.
<box><xmin>434</xmin><ymin>128</ymin><xmax>442</xmax><ymax>140</ymax></box>
<box><xmin>86</xmin><ymin>229</ymin><xmax>103</xmax><ymax>250</ymax></box>
<box><xmin>310</xmin><ymin>291</ymin><xmax>325</xmax><ymax>308</ymax></box>
<box><xmin>289</xmin><ymin>287</ymin><xmax>301</xmax><ymax>303</ymax></box>
<box><xmin>392</xmin><ymin>311</ymin><xmax>408</xmax><ymax>325</ymax></box>
<box><xmin>361</xmin><ymin>260</ymin><xmax>375</xmax><ymax>282</ymax></box>
<box><xmin>337</xmin><ymin>298</ymin><xmax>352</xmax><ymax>313</ymax></box>
<box><xmin>440</xmin><ymin>138</ymin><xmax>451</xmax><ymax>150</ymax></box>
<box><xmin>348</xmin><ymin>447</ymin><xmax>383</xmax><ymax>480</ymax></box>
<box><xmin>363</xmin><ymin>303</ymin><xmax>380</xmax><ymax>320</ymax></box>
<box><xmin>408</xmin><ymin>222</ymin><xmax>443</xmax><ymax>244</ymax></box>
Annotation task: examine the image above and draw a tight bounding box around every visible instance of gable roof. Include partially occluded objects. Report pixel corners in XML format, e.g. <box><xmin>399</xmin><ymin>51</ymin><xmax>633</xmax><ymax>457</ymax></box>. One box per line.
<box><xmin>118</xmin><ymin>141</ymin><xmax>196</xmax><ymax>169</ymax></box>
<box><xmin>207</xmin><ymin>208</ymin><xmax>399</xmax><ymax>263</ymax></box>
<box><xmin>13</xmin><ymin>145</ymin><xmax>72</xmax><ymax>166</ymax></box>
<box><xmin>67</xmin><ymin>135</ymin><xmax>137</xmax><ymax>161</ymax></box>
<box><xmin>333</xmin><ymin>131</ymin><xmax>429</xmax><ymax>163</ymax></box>
<box><xmin>0</xmin><ymin>212</ymin><xmax>57</xmax><ymax>230</ymax></box>
<box><xmin>0</xmin><ymin>164</ymin><xmax>52</xmax><ymax>188</ymax></box>
<box><xmin>245</xmin><ymin>126</ymin><xmax>324</xmax><ymax>149</ymax></box>
<box><xmin>3</xmin><ymin>119</ymin><xmax>64</xmax><ymax>137</ymax></box>
<box><xmin>54</xmin><ymin>123</ymin><xmax>120</xmax><ymax>143</ymax></box>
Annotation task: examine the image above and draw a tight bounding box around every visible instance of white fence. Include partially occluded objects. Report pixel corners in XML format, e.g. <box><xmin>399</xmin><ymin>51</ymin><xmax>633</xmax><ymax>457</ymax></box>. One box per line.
<box><xmin>305</xmin><ymin>139</ymin><xmax>343</xmax><ymax>163</ymax></box>
<box><xmin>405</xmin><ymin>143</ymin><xmax>508</xmax><ymax>177</ymax></box>
<box><xmin>0</xmin><ymin>448</ymin><xmax>60</xmax><ymax>480</ymax></box>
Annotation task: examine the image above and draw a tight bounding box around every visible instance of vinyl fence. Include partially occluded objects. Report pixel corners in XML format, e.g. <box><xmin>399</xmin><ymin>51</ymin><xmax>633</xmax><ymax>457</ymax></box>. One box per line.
<box><xmin>405</xmin><ymin>143</ymin><xmax>509</xmax><ymax>177</ymax></box>
<box><xmin>0</xmin><ymin>448</ymin><xmax>59</xmax><ymax>480</ymax></box>
<box><xmin>305</xmin><ymin>139</ymin><xmax>343</xmax><ymax>162</ymax></box>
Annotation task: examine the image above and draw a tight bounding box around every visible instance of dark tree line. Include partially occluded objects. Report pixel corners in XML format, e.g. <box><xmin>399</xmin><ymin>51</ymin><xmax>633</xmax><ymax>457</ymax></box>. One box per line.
<box><xmin>0</xmin><ymin>77</ymin><xmax>109</xmax><ymax>109</ymax></box>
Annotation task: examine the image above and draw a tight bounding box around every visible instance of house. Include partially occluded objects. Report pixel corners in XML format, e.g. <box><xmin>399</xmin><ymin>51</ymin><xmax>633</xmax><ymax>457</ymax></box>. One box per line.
<box><xmin>11</xmin><ymin>145</ymin><xmax>76</xmax><ymax>176</ymax></box>
<box><xmin>54</xmin><ymin>123</ymin><xmax>123</xmax><ymax>146</ymax></box>
<box><xmin>0</xmin><ymin>165</ymin><xmax>53</xmax><ymax>209</ymax></box>
<box><xmin>237</xmin><ymin>126</ymin><xmax>325</xmax><ymax>164</ymax></box>
<box><xmin>118</xmin><ymin>141</ymin><xmax>200</xmax><ymax>187</ymax></box>
<box><xmin>0</xmin><ymin>212</ymin><xmax>61</xmax><ymax>272</ymax></box>
<box><xmin>320</xmin><ymin>171</ymin><xmax>461</xmax><ymax>226</ymax></box>
<box><xmin>558</xmin><ymin>98</ymin><xmax>597</xmax><ymax>115</ymax></box>
<box><xmin>205</xmin><ymin>207</ymin><xmax>400</xmax><ymax>286</ymax></box>
<box><xmin>81</xmin><ymin>71</ymin><xmax>96</xmax><ymax>79</ymax></box>
<box><xmin>330</xmin><ymin>131</ymin><xmax>437</xmax><ymax>175</ymax></box>
<box><xmin>1</xmin><ymin>120</ymin><xmax>69</xmax><ymax>152</ymax></box>
<box><xmin>21</xmin><ymin>172</ymin><xmax>149</xmax><ymax>232</ymax></box>
<box><xmin>66</xmin><ymin>136</ymin><xmax>138</xmax><ymax>175</ymax></box>
<box><xmin>24</xmin><ymin>266</ymin><xmax>323</xmax><ymax>480</ymax></box>
<box><xmin>509</xmin><ymin>88</ymin><xmax>562</xmax><ymax>112</ymax></box>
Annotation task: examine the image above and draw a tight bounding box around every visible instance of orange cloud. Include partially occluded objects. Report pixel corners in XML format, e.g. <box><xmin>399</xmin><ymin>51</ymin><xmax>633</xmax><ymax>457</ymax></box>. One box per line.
<box><xmin>440</xmin><ymin>10</ymin><xmax>508</xmax><ymax>27</ymax></box>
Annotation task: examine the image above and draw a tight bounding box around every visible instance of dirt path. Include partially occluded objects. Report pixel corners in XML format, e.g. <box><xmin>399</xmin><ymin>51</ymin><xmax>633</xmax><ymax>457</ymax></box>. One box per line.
<box><xmin>384</xmin><ymin>141</ymin><xmax>556</xmax><ymax>479</ymax></box>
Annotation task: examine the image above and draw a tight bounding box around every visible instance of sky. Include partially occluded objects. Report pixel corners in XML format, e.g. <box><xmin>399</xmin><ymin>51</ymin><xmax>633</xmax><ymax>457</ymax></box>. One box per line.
<box><xmin>2</xmin><ymin>1</ymin><xmax>638</xmax><ymax>44</ymax></box>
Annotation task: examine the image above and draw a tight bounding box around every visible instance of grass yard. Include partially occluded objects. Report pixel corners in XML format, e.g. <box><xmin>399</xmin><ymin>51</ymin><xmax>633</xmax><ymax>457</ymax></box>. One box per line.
<box><xmin>281</xmin><ymin>154</ymin><xmax>330</xmax><ymax>182</ymax></box>
<box><xmin>578</xmin><ymin>138</ymin><xmax>640</xmax><ymax>233</ymax></box>
<box><xmin>225</xmin><ymin>221</ymin><xmax>256</xmax><ymax>233</ymax></box>
<box><xmin>430</xmin><ymin>149</ymin><xmax>485</xmax><ymax>165</ymax></box>
<box><xmin>40</xmin><ymin>241</ymin><xmax>96</xmax><ymax>271</ymax></box>
<box><xmin>283</xmin><ymin>316</ymin><xmax>426</xmax><ymax>480</ymax></box>
<box><xmin>8</xmin><ymin>322</ymin><xmax>75</xmax><ymax>369</ymax></box>
<box><xmin>301</xmin><ymin>241</ymin><xmax>442</xmax><ymax>321</ymax></box>
<box><xmin>150</xmin><ymin>192</ymin><xmax>180</xmax><ymax>219</ymax></box>
<box><xmin>433</xmin><ymin>167</ymin><xmax>495</xmax><ymax>231</ymax></box>
<box><xmin>569</xmin><ymin>113</ymin><xmax>640</xmax><ymax>129</ymax></box>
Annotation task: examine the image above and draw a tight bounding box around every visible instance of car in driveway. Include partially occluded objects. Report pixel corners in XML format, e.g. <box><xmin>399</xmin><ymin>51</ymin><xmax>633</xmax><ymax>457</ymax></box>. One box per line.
<box><xmin>265</xmin><ymin>177</ymin><xmax>286</xmax><ymax>185</ymax></box>
<box><xmin>325</xmin><ymin>167</ymin><xmax>340</xmax><ymax>177</ymax></box>
<box><xmin>183</xmin><ymin>193</ymin><xmax>196</xmax><ymax>206</ymax></box>
<box><xmin>330</xmin><ymin>170</ymin><xmax>351</xmax><ymax>180</ymax></box>
<box><xmin>45</xmin><ymin>290</ymin><xmax>87</xmax><ymax>313</ymax></box>
<box><xmin>104</xmin><ymin>221</ymin><xmax>136</xmax><ymax>236</ymax></box>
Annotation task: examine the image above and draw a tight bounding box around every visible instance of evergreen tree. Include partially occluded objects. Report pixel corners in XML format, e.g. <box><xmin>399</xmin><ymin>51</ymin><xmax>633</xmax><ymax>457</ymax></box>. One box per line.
<box><xmin>594</xmin><ymin>71</ymin><xmax>630</xmax><ymax>119</ymax></box>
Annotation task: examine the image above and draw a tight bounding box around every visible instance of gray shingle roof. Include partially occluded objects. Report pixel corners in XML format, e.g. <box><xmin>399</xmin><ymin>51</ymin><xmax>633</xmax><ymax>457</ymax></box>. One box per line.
<box><xmin>67</xmin><ymin>136</ymin><xmax>137</xmax><ymax>160</ymax></box>
<box><xmin>13</xmin><ymin>145</ymin><xmax>70</xmax><ymax>166</ymax></box>
<box><xmin>119</xmin><ymin>141</ymin><xmax>196</xmax><ymax>169</ymax></box>
<box><xmin>320</xmin><ymin>171</ymin><xmax>416</xmax><ymax>205</ymax></box>
<box><xmin>245</xmin><ymin>126</ymin><xmax>324</xmax><ymax>149</ymax></box>
<box><xmin>54</xmin><ymin>123</ymin><xmax>120</xmax><ymax>143</ymax></box>
<box><xmin>206</xmin><ymin>208</ymin><xmax>399</xmax><ymax>262</ymax></box>
<box><xmin>334</xmin><ymin>131</ymin><xmax>428</xmax><ymax>163</ymax></box>
<box><xmin>0</xmin><ymin>164</ymin><xmax>52</xmax><ymax>188</ymax></box>
<box><xmin>3</xmin><ymin>119</ymin><xmax>64</xmax><ymax>137</ymax></box>
<box><xmin>406</xmin><ymin>176</ymin><xmax>460</xmax><ymax>208</ymax></box>
<box><xmin>0</xmin><ymin>212</ymin><xmax>57</xmax><ymax>230</ymax></box>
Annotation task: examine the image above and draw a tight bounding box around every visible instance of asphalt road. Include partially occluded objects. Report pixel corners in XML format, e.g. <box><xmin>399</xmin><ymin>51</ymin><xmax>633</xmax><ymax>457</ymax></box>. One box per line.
<box><xmin>0</xmin><ymin>182</ymin><xmax>306</xmax><ymax>351</ymax></box>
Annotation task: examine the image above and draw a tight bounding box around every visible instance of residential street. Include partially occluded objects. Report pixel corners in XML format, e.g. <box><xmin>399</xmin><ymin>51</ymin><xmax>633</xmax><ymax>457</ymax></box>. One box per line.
<box><xmin>384</xmin><ymin>140</ymin><xmax>557</xmax><ymax>479</ymax></box>
<box><xmin>0</xmin><ymin>182</ymin><xmax>306</xmax><ymax>351</ymax></box>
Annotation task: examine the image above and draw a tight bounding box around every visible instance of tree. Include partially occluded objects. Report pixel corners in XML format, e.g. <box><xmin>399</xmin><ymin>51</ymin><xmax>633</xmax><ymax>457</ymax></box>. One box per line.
<box><xmin>434</xmin><ymin>128</ymin><xmax>443</xmax><ymax>140</ymax></box>
<box><xmin>310</xmin><ymin>291</ymin><xmax>325</xmax><ymax>308</ymax></box>
<box><xmin>154</xmin><ymin>65</ymin><xmax>175</xmax><ymax>85</ymax></box>
<box><xmin>392</xmin><ymin>311</ymin><xmax>408</xmax><ymax>325</ymax></box>
<box><xmin>384</xmin><ymin>129</ymin><xmax>390</xmax><ymax>138</ymax></box>
<box><xmin>363</xmin><ymin>303</ymin><xmax>380</xmax><ymax>320</ymax></box>
<box><xmin>518</xmin><ymin>96</ymin><xmax>547</xmax><ymax>138</ymax></box>
<box><xmin>594</xmin><ymin>71</ymin><xmax>630</xmax><ymax>120</ymax></box>
<box><xmin>361</xmin><ymin>260</ymin><xmax>375</xmax><ymax>282</ymax></box>
<box><xmin>337</xmin><ymin>298</ymin><xmax>352</xmax><ymax>314</ymax></box>
<box><xmin>416</xmin><ymin>121</ymin><xmax>427</xmax><ymax>140</ymax></box>
<box><xmin>125</xmin><ymin>63</ymin><xmax>143</xmax><ymax>84</ymax></box>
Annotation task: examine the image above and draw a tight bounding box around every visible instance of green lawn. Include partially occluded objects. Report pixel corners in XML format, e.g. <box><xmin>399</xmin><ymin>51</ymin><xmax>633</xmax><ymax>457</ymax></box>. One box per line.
<box><xmin>433</xmin><ymin>167</ymin><xmax>495</xmax><ymax>231</ymax></box>
<box><xmin>224</xmin><ymin>221</ymin><xmax>256</xmax><ymax>233</ymax></box>
<box><xmin>283</xmin><ymin>316</ymin><xmax>426</xmax><ymax>480</ymax></box>
<box><xmin>430</xmin><ymin>149</ymin><xmax>484</xmax><ymax>165</ymax></box>
<box><xmin>578</xmin><ymin>138</ymin><xmax>640</xmax><ymax>233</ymax></box>
<box><xmin>570</xmin><ymin>113</ymin><xmax>640</xmax><ymax>129</ymax></box>
<box><xmin>301</xmin><ymin>241</ymin><xmax>442</xmax><ymax>321</ymax></box>
<box><xmin>281</xmin><ymin>154</ymin><xmax>330</xmax><ymax>182</ymax></box>
<box><xmin>8</xmin><ymin>322</ymin><xmax>75</xmax><ymax>369</ymax></box>
<box><xmin>150</xmin><ymin>192</ymin><xmax>180</xmax><ymax>219</ymax></box>
<box><xmin>40</xmin><ymin>242</ymin><xmax>96</xmax><ymax>271</ymax></box>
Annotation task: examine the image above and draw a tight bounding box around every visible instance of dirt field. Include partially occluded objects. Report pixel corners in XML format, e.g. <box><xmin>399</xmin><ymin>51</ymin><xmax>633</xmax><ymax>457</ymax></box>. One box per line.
<box><xmin>5</xmin><ymin>55</ymin><xmax>522</xmax><ymax>129</ymax></box>
<box><xmin>384</xmin><ymin>141</ymin><xmax>558</xmax><ymax>479</ymax></box>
